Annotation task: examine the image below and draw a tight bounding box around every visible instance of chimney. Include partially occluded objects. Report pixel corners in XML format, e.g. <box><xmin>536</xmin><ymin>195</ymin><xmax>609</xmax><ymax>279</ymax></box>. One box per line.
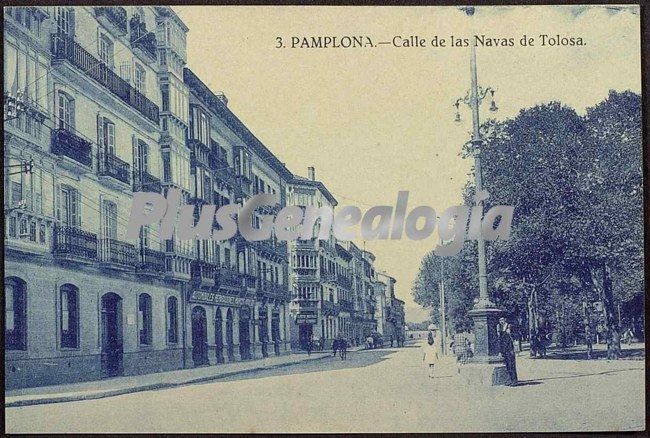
<box><xmin>308</xmin><ymin>166</ymin><xmax>315</xmax><ymax>181</ymax></box>
<box><xmin>215</xmin><ymin>91</ymin><xmax>228</xmax><ymax>107</ymax></box>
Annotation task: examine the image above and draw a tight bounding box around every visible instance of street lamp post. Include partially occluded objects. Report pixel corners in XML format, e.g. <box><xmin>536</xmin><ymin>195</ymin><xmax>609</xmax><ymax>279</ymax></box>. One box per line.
<box><xmin>454</xmin><ymin>6</ymin><xmax>510</xmax><ymax>386</ymax></box>
<box><xmin>439</xmin><ymin>256</ymin><xmax>447</xmax><ymax>356</ymax></box>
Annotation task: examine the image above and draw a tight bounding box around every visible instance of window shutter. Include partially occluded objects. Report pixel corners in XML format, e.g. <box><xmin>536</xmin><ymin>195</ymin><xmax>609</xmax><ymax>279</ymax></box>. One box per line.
<box><xmin>55</xmin><ymin>182</ymin><xmax>61</xmax><ymax>222</ymax></box>
<box><xmin>76</xmin><ymin>190</ymin><xmax>82</xmax><ymax>227</ymax></box>
<box><xmin>119</xmin><ymin>61</ymin><xmax>131</xmax><ymax>84</ymax></box>
<box><xmin>69</xmin><ymin>9</ymin><xmax>75</xmax><ymax>37</ymax></box>
<box><xmin>69</xmin><ymin>97</ymin><xmax>76</xmax><ymax>131</ymax></box>
<box><xmin>70</xmin><ymin>190</ymin><xmax>78</xmax><ymax>228</ymax></box>
<box><xmin>97</xmin><ymin>114</ymin><xmax>104</xmax><ymax>165</ymax></box>
<box><xmin>132</xmin><ymin>135</ymin><xmax>139</xmax><ymax>181</ymax></box>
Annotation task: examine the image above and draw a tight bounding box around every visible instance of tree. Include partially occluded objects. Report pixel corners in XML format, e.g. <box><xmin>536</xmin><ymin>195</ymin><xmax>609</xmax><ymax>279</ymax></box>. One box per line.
<box><xmin>411</xmin><ymin>92</ymin><xmax>643</xmax><ymax>359</ymax></box>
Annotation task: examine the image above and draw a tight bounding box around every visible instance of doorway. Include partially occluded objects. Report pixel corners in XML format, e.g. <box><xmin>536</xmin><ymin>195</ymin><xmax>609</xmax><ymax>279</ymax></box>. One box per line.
<box><xmin>226</xmin><ymin>309</ymin><xmax>234</xmax><ymax>361</ymax></box>
<box><xmin>215</xmin><ymin>307</ymin><xmax>224</xmax><ymax>363</ymax></box>
<box><xmin>299</xmin><ymin>324</ymin><xmax>314</xmax><ymax>351</ymax></box>
<box><xmin>239</xmin><ymin>312</ymin><xmax>251</xmax><ymax>360</ymax></box>
<box><xmin>191</xmin><ymin>306</ymin><xmax>208</xmax><ymax>366</ymax></box>
<box><xmin>101</xmin><ymin>293</ymin><xmax>123</xmax><ymax>378</ymax></box>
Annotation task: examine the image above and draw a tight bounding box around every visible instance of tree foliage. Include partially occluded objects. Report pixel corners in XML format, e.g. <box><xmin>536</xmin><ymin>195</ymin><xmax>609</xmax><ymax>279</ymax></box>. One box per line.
<box><xmin>412</xmin><ymin>91</ymin><xmax>643</xmax><ymax>355</ymax></box>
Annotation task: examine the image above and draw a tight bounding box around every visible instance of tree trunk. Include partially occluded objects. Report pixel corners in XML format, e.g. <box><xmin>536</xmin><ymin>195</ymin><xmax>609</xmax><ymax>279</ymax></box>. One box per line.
<box><xmin>602</xmin><ymin>262</ymin><xmax>621</xmax><ymax>359</ymax></box>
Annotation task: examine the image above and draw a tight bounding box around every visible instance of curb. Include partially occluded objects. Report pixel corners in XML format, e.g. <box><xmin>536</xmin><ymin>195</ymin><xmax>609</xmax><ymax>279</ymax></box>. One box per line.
<box><xmin>5</xmin><ymin>353</ymin><xmax>332</xmax><ymax>408</ymax></box>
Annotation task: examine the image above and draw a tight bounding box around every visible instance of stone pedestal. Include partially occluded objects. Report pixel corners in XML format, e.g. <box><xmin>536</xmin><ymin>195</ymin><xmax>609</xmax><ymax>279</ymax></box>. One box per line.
<box><xmin>459</xmin><ymin>301</ymin><xmax>511</xmax><ymax>387</ymax></box>
<box><xmin>231</xmin><ymin>344</ymin><xmax>241</xmax><ymax>362</ymax></box>
<box><xmin>252</xmin><ymin>342</ymin><xmax>264</xmax><ymax>359</ymax></box>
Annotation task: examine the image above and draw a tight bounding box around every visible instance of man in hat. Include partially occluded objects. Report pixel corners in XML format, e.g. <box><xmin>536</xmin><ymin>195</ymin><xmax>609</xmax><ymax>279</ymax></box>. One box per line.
<box><xmin>498</xmin><ymin>317</ymin><xmax>518</xmax><ymax>385</ymax></box>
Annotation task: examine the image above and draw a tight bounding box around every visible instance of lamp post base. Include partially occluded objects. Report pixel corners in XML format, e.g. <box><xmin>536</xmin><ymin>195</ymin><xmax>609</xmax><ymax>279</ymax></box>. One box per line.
<box><xmin>459</xmin><ymin>360</ymin><xmax>511</xmax><ymax>387</ymax></box>
<box><xmin>461</xmin><ymin>301</ymin><xmax>512</xmax><ymax>386</ymax></box>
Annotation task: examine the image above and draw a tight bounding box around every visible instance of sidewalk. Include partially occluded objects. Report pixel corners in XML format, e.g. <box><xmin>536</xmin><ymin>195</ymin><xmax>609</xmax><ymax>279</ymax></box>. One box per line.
<box><xmin>5</xmin><ymin>345</ymin><xmax>368</xmax><ymax>408</ymax></box>
<box><xmin>6</xmin><ymin>352</ymin><xmax>328</xmax><ymax>407</ymax></box>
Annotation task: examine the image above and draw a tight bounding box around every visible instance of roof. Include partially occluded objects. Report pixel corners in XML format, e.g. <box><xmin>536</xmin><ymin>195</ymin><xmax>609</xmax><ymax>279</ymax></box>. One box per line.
<box><xmin>183</xmin><ymin>68</ymin><xmax>294</xmax><ymax>181</ymax></box>
<box><xmin>290</xmin><ymin>175</ymin><xmax>338</xmax><ymax>206</ymax></box>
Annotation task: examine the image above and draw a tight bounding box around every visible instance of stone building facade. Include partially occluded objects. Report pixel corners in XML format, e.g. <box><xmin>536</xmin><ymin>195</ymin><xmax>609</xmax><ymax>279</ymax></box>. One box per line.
<box><xmin>4</xmin><ymin>5</ymin><xmax>398</xmax><ymax>389</ymax></box>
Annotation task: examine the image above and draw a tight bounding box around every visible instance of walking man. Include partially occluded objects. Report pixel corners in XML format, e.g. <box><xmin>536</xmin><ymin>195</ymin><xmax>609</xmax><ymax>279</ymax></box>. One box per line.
<box><xmin>498</xmin><ymin>317</ymin><xmax>518</xmax><ymax>385</ymax></box>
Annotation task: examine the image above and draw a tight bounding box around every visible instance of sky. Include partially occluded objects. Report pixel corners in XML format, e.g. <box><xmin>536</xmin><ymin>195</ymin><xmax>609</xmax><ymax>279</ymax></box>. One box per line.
<box><xmin>174</xmin><ymin>5</ymin><xmax>641</xmax><ymax>322</ymax></box>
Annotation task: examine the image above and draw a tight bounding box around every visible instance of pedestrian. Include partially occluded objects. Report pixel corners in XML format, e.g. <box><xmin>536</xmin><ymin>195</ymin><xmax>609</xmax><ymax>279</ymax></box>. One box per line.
<box><xmin>498</xmin><ymin>317</ymin><xmax>518</xmax><ymax>385</ymax></box>
<box><xmin>332</xmin><ymin>337</ymin><xmax>339</xmax><ymax>357</ymax></box>
<box><xmin>422</xmin><ymin>331</ymin><xmax>440</xmax><ymax>379</ymax></box>
<box><xmin>390</xmin><ymin>335</ymin><xmax>394</xmax><ymax>347</ymax></box>
<box><xmin>306</xmin><ymin>336</ymin><xmax>313</xmax><ymax>356</ymax></box>
<box><xmin>366</xmin><ymin>334</ymin><xmax>374</xmax><ymax>349</ymax></box>
<box><xmin>585</xmin><ymin>323</ymin><xmax>594</xmax><ymax>360</ymax></box>
<box><xmin>340</xmin><ymin>338</ymin><xmax>348</xmax><ymax>360</ymax></box>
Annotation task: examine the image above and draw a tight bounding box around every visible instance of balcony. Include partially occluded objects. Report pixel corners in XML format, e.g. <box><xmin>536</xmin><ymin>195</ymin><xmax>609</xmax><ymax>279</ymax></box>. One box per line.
<box><xmin>5</xmin><ymin>210</ymin><xmax>54</xmax><ymax>256</ymax></box>
<box><xmin>136</xmin><ymin>247</ymin><xmax>166</xmax><ymax>275</ymax></box>
<box><xmin>98</xmin><ymin>152</ymin><xmax>130</xmax><ymax>188</ymax></box>
<box><xmin>293</xmin><ymin>266</ymin><xmax>318</xmax><ymax>280</ymax></box>
<box><xmin>295</xmin><ymin>239</ymin><xmax>316</xmax><ymax>250</ymax></box>
<box><xmin>53</xmin><ymin>226</ymin><xmax>98</xmax><ymax>263</ymax></box>
<box><xmin>95</xmin><ymin>6</ymin><xmax>128</xmax><ymax>36</ymax></box>
<box><xmin>51</xmin><ymin>34</ymin><xmax>159</xmax><ymax>124</ymax></box>
<box><xmin>191</xmin><ymin>260</ymin><xmax>217</xmax><ymax>289</ymax></box>
<box><xmin>234</xmin><ymin>176</ymin><xmax>252</xmax><ymax>201</ymax></box>
<box><xmin>129</xmin><ymin>16</ymin><xmax>157</xmax><ymax>60</ymax></box>
<box><xmin>321</xmin><ymin>272</ymin><xmax>337</xmax><ymax>283</ymax></box>
<box><xmin>51</xmin><ymin>128</ymin><xmax>93</xmax><ymax>172</ymax></box>
<box><xmin>165</xmin><ymin>253</ymin><xmax>193</xmax><ymax>282</ymax></box>
<box><xmin>339</xmin><ymin>299</ymin><xmax>354</xmax><ymax>313</ymax></box>
<box><xmin>133</xmin><ymin>170</ymin><xmax>162</xmax><ymax>193</ymax></box>
<box><xmin>337</xmin><ymin>274</ymin><xmax>352</xmax><ymax>290</ymax></box>
<box><xmin>99</xmin><ymin>238</ymin><xmax>137</xmax><ymax>270</ymax></box>
<box><xmin>211</xmin><ymin>155</ymin><xmax>237</xmax><ymax>186</ymax></box>
<box><xmin>216</xmin><ymin>266</ymin><xmax>242</xmax><ymax>293</ymax></box>
<box><xmin>254</xmin><ymin>240</ymin><xmax>288</xmax><ymax>261</ymax></box>
<box><xmin>321</xmin><ymin>300</ymin><xmax>340</xmax><ymax>316</ymax></box>
<box><xmin>242</xmin><ymin>273</ymin><xmax>257</xmax><ymax>290</ymax></box>
<box><xmin>188</xmin><ymin>139</ymin><xmax>210</xmax><ymax>168</ymax></box>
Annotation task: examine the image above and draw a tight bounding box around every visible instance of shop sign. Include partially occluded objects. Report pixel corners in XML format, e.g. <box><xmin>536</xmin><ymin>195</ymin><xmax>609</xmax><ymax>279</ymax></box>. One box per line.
<box><xmin>296</xmin><ymin>314</ymin><xmax>318</xmax><ymax>324</ymax></box>
<box><xmin>189</xmin><ymin>290</ymin><xmax>254</xmax><ymax>307</ymax></box>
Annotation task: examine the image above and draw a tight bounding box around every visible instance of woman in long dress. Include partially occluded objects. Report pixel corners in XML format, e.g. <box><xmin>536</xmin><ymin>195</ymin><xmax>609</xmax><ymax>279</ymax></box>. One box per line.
<box><xmin>422</xmin><ymin>331</ymin><xmax>440</xmax><ymax>378</ymax></box>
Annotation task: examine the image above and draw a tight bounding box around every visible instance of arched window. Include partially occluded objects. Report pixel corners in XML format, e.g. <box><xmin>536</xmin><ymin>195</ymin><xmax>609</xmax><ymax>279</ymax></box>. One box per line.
<box><xmin>167</xmin><ymin>296</ymin><xmax>178</xmax><ymax>344</ymax></box>
<box><xmin>139</xmin><ymin>293</ymin><xmax>152</xmax><ymax>345</ymax></box>
<box><xmin>60</xmin><ymin>284</ymin><xmax>79</xmax><ymax>348</ymax></box>
<box><xmin>5</xmin><ymin>277</ymin><xmax>27</xmax><ymax>350</ymax></box>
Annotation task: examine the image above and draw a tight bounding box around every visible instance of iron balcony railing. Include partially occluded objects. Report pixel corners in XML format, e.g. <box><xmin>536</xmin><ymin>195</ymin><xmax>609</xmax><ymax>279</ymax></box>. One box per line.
<box><xmin>53</xmin><ymin>226</ymin><xmax>98</xmax><ymax>260</ymax></box>
<box><xmin>133</xmin><ymin>170</ymin><xmax>162</xmax><ymax>193</ymax></box>
<box><xmin>99</xmin><ymin>238</ymin><xmax>137</xmax><ymax>267</ymax></box>
<box><xmin>337</xmin><ymin>274</ymin><xmax>352</xmax><ymax>290</ymax></box>
<box><xmin>51</xmin><ymin>33</ymin><xmax>159</xmax><ymax>124</ymax></box>
<box><xmin>339</xmin><ymin>299</ymin><xmax>354</xmax><ymax>312</ymax></box>
<box><xmin>94</xmin><ymin>6</ymin><xmax>128</xmax><ymax>35</ymax></box>
<box><xmin>51</xmin><ymin>128</ymin><xmax>93</xmax><ymax>168</ymax></box>
<box><xmin>216</xmin><ymin>266</ymin><xmax>242</xmax><ymax>290</ymax></box>
<box><xmin>137</xmin><ymin>247</ymin><xmax>166</xmax><ymax>274</ymax></box>
<box><xmin>191</xmin><ymin>259</ymin><xmax>218</xmax><ymax>284</ymax></box>
<box><xmin>98</xmin><ymin>152</ymin><xmax>131</xmax><ymax>185</ymax></box>
<box><xmin>129</xmin><ymin>16</ymin><xmax>157</xmax><ymax>59</ymax></box>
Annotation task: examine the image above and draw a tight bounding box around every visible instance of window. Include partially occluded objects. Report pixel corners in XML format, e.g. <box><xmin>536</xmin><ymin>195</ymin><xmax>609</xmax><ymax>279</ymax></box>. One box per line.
<box><xmin>5</xmin><ymin>277</ymin><xmax>27</xmax><ymax>350</ymax></box>
<box><xmin>102</xmin><ymin>118</ymin><xmax>115</xmax><ymax>155</ymax></box>
<box><xmin>134</xmin><ymin>139</ymin><xmax>149</xmax><ymax>176</ymax></box>
<box><xmin>99</xmin><ymin>34</ymin><xmax>114</xmax><ymax>68</ymax></box>
<box><xmin>167</xmin><ymin>297</ymin><xmax>178</xmax><ymax>343</ymax></box>
<box><xmin>102</xmin><ymin>200</ymin><xmax>118</xmax><ymax>239</ymax></box>
<box><xmin>55</xmin><ymin>7</ymin><xmax>73</xmax><ymax>36</ymax></box>
<box><xmin>140</xmin><ymin>225</ymin><xmax>150</xmax><ymax>249</ymax></box>
<box><xmin>59</xmin><ymin>186</ymin><xmax>81</xmax><ymax>227</ymax></box>
<box><xmin>60</xmin><ymin>284</ymin><xmax>79</xmax><ymax>348</ymax></box>
<box><xmin>57</xmin><ymin>92</ymin><xmax>74</xmax><ymax>130</ymax></box>
<box><xmin>139</xmin><ymin>293</ymin><xmax>152</xmax><ymax>345</ymax></box>
<box><xmin>162</xmin><ymin>151</ymin><xmax>171</xmax><ymax>182</ymax></box>
<box><xmin>134</xmin><ymin>63</ymin><xmax>146</xmax><ymax>94</ymax></box>
<box><xmin>161</xmin><ymin>84</ymin><xmax>169</xmax><ymax>112</ymax></box>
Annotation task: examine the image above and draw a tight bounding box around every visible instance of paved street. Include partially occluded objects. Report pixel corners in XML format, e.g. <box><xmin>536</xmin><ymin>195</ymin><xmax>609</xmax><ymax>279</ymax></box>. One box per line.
<box><xmin>5</xmin><ymin>341</ymin><xmax>645</xmax><ymax>433</ymax></box>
